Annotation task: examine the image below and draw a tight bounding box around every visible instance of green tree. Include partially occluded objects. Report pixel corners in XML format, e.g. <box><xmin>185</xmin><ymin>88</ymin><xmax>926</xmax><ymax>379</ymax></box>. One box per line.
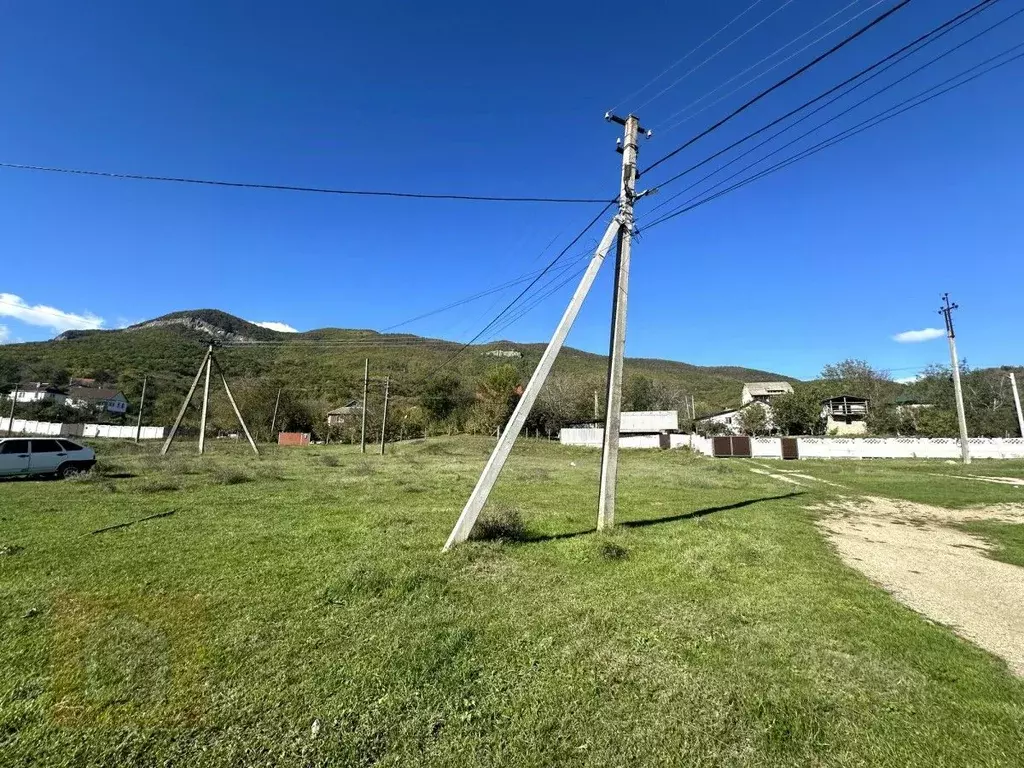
<box><xmin>420</xmin><ymin>375</ymin><xmax>469</xmax><ymax>423</ymax></box>
<box><xmin>737</xmin><ymin>403</ymin><xmax>769</xmax><ymax>436</ymax></box>
<box><xmin>624</xmin><ymin>374</ymin><xmax>658</xmax><ymax>411</ymax></box>
<box><xmin>770</xmin><ymin>390</ymin><xmax>824</xmax><ymax>435</ymax></box>
<box><xmin>472</xmin><ymin>365</ymin><xmax>522</xmax><ymax>434</ymax></box>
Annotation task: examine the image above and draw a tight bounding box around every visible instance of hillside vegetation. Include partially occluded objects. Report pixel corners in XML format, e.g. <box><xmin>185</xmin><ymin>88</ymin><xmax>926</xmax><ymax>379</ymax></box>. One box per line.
<box><xmin>0</xmin><ymin>310</ymin><xmax>794</xmax><ymax>437</ymax></box>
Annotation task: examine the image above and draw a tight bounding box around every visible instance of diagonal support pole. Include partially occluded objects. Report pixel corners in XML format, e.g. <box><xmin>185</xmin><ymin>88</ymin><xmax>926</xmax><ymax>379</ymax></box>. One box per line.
<box><xmin>161</xmin><ymin>346</ymin><xmax>212</xmax><ymax>455</ymax></box>
<box><xmin>443</xmin><ymin>216</ymin><xmax>623</xmax><ymax>550</ymax></box>
<box><xmin>213</xmin><ymin>357</ymin><xmax>261</xmax><ymax>456</ymax></box>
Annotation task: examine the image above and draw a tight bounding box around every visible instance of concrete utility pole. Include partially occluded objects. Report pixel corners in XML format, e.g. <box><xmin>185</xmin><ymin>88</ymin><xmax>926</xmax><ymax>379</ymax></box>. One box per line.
<box><xmin>6</xmin><ymin>385</ymin><xmax>18</xmax><ymax>436</ymax></box>
<box><xmin>443</xmin><ymin>112</ymin><xmax>651</xmax><ymax>550</ymax></box>
<box><xmin>598</xmin><ymin>113</ymin><xmax>642</xmax><ymax>531</ymax></box>
<box><xmin>1009</xmin><ymin>372</ymin><xmax>1024</xmax><ymax>438</ymax></box>
<box><xmin>162</xmin><ymin>346</ymin><xmax>212</xmax><ymax>455</ymax></box>
<box><xmin>379</xmin><ymin>376</ymin><xmax>390</xmax><ymax>455</ymax></box>
<box><xmin>214</xmin><ymin>359</ymin><xmax>260</xmax><ymax>456</ymax></box>
<box><xmin>198</xmin><ymin>351</ymin><xmax>213</xmax><ymax>455</ymax></box>
<box><xmin>939</xmin><ymin>294</ymin><xmax>970</xmax><ymax>464</ymax></box>
<box><xmin>360</xmin><ymin>359</ymin><xmax>369</xmax><ymax>454</ymax></box>
<box><xmin>134</xmin><ymin>376</ymin><xmax>147</xmax><ymax>444</ymax></box>
<box><xmin>594</xmin><ymin>390</ymin><xmax>600</xmax><ymax>421</ymax></box>
<box><xmin>270</xmin><ymin>387</ymin><xmax>281</xmax><ymax>440</ymax></box>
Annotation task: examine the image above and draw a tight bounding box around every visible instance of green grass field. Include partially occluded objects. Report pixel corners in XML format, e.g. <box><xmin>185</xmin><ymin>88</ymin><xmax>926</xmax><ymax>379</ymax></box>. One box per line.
<box><xmin>2</xmin><ymin>438</ymin><xmax>1024</xmax><ymax>766</ymax></box>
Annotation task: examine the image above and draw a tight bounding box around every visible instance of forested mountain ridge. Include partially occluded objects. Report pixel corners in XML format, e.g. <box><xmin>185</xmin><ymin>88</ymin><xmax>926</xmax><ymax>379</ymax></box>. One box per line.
<box><xmin>0</xmin><ymin>309</ymin><xmax>797</xmax><ymax>436</ymax></box>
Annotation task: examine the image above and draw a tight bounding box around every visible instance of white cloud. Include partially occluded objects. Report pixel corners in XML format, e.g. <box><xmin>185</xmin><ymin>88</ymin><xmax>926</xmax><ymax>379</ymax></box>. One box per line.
<box><xmin>253</xmin><ymin>321</ymin><xmax>298</xmax><ymax>333</ymax></box>
<box><xmin>894</xmin><ymin>375</ymin><xmax>923</xmax><ymax>384</ymax></box>
<box><xmin>0</xmin><ymin>324</ymin><xmax>8</xmax><ymax>343</ymax></box>
<box><xmin>893</xmin><ymin>328</ymin><xmax>944</xmax><ymax>343</ymax></box>
<box><xmin>0</xmin><ymin>292</ymin><xmax>104</xmax><ymax>332</ymax></box>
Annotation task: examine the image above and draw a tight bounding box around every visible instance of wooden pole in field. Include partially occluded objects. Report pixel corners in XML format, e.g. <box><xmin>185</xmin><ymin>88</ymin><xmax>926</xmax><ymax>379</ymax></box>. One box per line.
<box><xmin>379</xmin><ymin>375</ymin><xmax>390</xmax><ymax>455</ymax></box>
<box><xmin>269</xmin><ymin>387</ymin><xmax>281</xmax><ymax>440</ymax></box>
<box><xmin>198</xmin><ymin>354</ymin><xmax>213</xmax><ymax>455</ymax></box>
<box><xmin>161</xmin><ymin>346</ymin><xmax>212</xmax><ymax>455</ymax></box>
<box><xmin>134</xmin><ymin>376</ymin><xmax>147</xmax><ymax>443</ymax></box>
<box><xmin>214</xmin><ymin>360</ymin><xmax>260</xmax><ymax>456</ymax></box>
<box><xmin>360</xmin><ymin>359</ymin><xmax>369</xmax><ymax>453</ymax></box>
<box><xmin>6</xmin><ymin>385</ymin><xmax>18</xmax><ymax>435</ymax></box>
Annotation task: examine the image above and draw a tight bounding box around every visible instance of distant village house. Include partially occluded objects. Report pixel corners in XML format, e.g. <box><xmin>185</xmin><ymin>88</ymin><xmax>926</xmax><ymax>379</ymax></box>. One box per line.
<box><xmin>327</xmin><ymin>400</ymin><xmax>363</xmax><ymax>427</ymax></box>
<box><xmin>821</xmin><ymin>395</ymin><xmax>869</xmax><ymax>435</ymax></box>
<box><xmin>740</xmin><ymin>381</ymin><xmax>794</xmax><ymax>405</ymax></box>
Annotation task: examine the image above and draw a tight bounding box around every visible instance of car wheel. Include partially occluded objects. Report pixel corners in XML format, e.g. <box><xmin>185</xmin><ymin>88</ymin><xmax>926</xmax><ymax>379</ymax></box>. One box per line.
<box><xmin>58</xmin><ymin>464</ymin><xmax>84</xmax><ymax>480</ymax></box>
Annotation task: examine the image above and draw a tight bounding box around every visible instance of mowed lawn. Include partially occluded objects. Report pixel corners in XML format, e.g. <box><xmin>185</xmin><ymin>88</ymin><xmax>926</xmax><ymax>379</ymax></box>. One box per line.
<box><xmin>2</xmin><ymin>438</ymin><xmax>1024</xmax><ymax>767</ymax></box>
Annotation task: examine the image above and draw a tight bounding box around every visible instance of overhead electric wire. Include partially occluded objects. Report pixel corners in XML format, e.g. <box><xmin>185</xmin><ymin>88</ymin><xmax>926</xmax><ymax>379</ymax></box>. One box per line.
<box><xmin>609</xmin><ymin>0</ymin><xmax>771</xmax><ymax>111</ymax></box>
<box><xmin>632</xmin><ymin>0</ymin><xmax>802</xmax><ymax>112</ymax></box>
<box><xmin>639</xmin><ymin>0</ymin><xmax>914</xmax><ymax>178</ymax></box>
<box><xmin>0</xmin><ymin>162</ymin><xmax>612</xmax><ymax>205</ymax></box>
<box><xmin>640</xmin><ymin>0</ymin><xmax>998</xmax><ymax>198</ymax></box>
<box><xmin>424</xmin><ymin>201</ymin><xmax>618</xmax><ymax>377</ymax></box>
<box><xmin>640</xmin><ymin>0</ymin><xmax>1016</xmax><ymax>221</ymax></box>
<box><xmin>657</xmin><ymin>0</ymin><xmax>891</xmax><ymax>133</ymax></box>
<box><xmin>640</xmin><ymin>42</ymin><xmax>1024</xmax><ymax>231</ymax></box>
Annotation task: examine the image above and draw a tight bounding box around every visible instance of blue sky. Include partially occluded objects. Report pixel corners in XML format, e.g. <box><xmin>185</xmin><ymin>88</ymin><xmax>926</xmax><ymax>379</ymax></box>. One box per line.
<box><xmin>1</xmin><ymin>0</ymin><xmax>1021</xmax><ymax>379</ymax></box>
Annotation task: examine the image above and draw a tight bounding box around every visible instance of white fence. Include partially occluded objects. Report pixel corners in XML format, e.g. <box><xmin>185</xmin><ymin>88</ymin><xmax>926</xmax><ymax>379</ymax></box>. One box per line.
<box><xmin>0</xmin><ymin>418</ymin><xmax>165</xmax><ymax>440</ymax></box>
<box><xmin>680</xmin><ymin>435</ymin><xmax>1024</xmax><ymax>460</ymax></box>
<box><xmin>559</xmin><ymin>428</ymin><xmax>662</xmax><ymax>449</ymax></box>
<box><xmin>577</xmin><ymin>431</ymin><xmax>1024</xmax><ymax>460</ymax></box>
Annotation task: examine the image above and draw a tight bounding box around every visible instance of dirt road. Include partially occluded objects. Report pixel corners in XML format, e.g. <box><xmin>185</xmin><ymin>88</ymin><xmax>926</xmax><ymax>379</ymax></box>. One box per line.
<box><xmin>816</xmin><ymin>496</ymin><xmax>1024</xmax><ymax>676</ymax></box>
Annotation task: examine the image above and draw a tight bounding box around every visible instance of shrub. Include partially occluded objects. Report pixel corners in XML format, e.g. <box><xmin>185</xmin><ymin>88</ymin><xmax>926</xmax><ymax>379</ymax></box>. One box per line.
<box><xmin>321</xmin><ymin>454</ymin><xmax>339</xmax><ymax>467</ymax></box>
<box><xmin>138</xmin><ymin>479</ymin><xmax>181</xmax><ymax>493</ymax></box>
<box><xmin>213</xmin><ymin>469</ymin><xmax>252</xmax><ymax>486</ymax></box>
<box><xmin>470</xmin><ymin>505</ymin><xmax>527</xmax><ymax>542</ymax></box>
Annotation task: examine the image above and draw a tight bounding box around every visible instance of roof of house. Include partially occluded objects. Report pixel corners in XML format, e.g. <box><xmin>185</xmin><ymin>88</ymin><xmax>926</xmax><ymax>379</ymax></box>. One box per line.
<box><xmin>695</xmin><ymin>402</ymin><xmax>761</xmax><ymax>421</ymax></box>
<box><xmin>742</xmin><ymin>382</ymin><xmax>794</xmax><ymax>396</ymax></box>
<box><xmin>821</xmin><ymin>394</ymin><xmax>869</xmax><ymax>404</ymax></box>
<box><xmin>67</xmin><ymin>387</ymin><xmax>122</xmax><ymax>401</ymax></box>
<box><xmin>327</xmin><ymin>399</ymin><xmax>362</xmax><ymax>416</ymax></box>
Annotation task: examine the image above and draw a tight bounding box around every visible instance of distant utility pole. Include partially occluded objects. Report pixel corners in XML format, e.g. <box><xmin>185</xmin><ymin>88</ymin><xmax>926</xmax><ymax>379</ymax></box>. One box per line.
<box><xmin>939</xmin><ymin>293</ymin><xmax>970</xmax><ymax>464</ymax></box>
<box><xmin>270</xmin><ymin>387</ymin><xmax>281</xmax><ymax>439</ymax></box>
<box><xmin>1009</xmin><ymin>371</ymin><xmax>1024</xmax><ymax>438</ymax></box>
<box><xmin>594</xmin><ymin>390</ymin><xmax>600</xmax><ymax>421</ymax></box>
<box><xmin>6</xmin><ymin>385</ymin><xmax>17</xmax><ymax>436</ymax></box>
<box><xmin>379</xmin><ymin>376</ymin><xmax>390</xmax><ymax>455</ymax></box>
<box><xmin>598</xmin><ymin>113</ymin><xmax>642</xmax><ymax>532</ymax></box>
<box><xmin>134</xmin><ymin>376</ymin><xmax>147</xmax><ymax>444</ymax></box>
<box><xmin>443</xmin><ymin>112</ymin><xmax>650</xmax><ymax>550</ymax></box>
<box><xmin>360</xmin><ymin>359</ymin><xmax>369</xmax><ymax>454</ymax></box>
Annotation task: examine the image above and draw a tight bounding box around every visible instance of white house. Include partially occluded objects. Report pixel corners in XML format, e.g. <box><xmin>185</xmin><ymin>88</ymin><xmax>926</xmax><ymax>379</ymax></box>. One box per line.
<box><xmin>695</xmin><ymin>402</ymin><xmax>774</xmax><ymax>435</ymax></box>
<box><xmin>822</xmin><ymin>395</ymin><xmax>869</xmax><ymax>435</ymax></box>
<box><xmin>65</xmin><ymin>387</ymin><xmax>129</xmax><ymax>414</ymax></box>
<box><xmin>8</xmin><ymin>383</ymin><xmax>65</xmax><ymax>404</ymax></box>
<box><xmin>741</xmin><ymin>381</ymin><xmax>794</xmax><ymax>405</ymax></box>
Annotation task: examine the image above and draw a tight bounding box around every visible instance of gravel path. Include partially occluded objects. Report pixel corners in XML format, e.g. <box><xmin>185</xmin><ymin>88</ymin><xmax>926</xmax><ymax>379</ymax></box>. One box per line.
<box><xmin>816</xmin><ymin>496</ymin><xmax>1024</xmax><ymax>676</ymax></box>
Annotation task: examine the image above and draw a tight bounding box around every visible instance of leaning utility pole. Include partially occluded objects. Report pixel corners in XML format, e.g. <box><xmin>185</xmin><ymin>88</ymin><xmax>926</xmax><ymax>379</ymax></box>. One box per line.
<box><xmin>360</xmin><ymin>359</ymin><xmax>369</xmax><ymax>454</ymax></box>
<box><xmin>939</xmin><ymin>294</ymin><xmax>970</xmax><ymax>464</ymax></box>
<box><xmin>379</xmin><ymin>375</ymin><xmax>390</xmax><ymax>456</ymax></box>
<box><xmin>598</xmin><ymin>113</ymin><xmax>640</xmax><ymax>531</ymax></box>
<box><xmin>443</xmin><ymin>113</ymin><xmax>650</xmax><ymax>550</ymax></box>
<box><xmin>269</xmin><ymin>387</ymin><xmax>281</xmax><ymax>439</ymax></box>
<box><xmin>1009</xmin><ymin>371</ymin><xmax>1024</xmax><ymax>438</ymax></box>
<box><xmin>6</xmin><ymin>385</ymin><xmax>17</xmax><ymax>436</ymax></box>
<box><xmin>134</xmin><ymin>376</ymin><xmax>147</xmax><ymax>444</ymax></box>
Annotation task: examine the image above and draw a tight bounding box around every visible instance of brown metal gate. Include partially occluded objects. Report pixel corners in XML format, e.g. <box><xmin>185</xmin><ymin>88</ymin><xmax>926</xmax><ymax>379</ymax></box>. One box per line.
<box><xmin>712</xmin><ymin>435</ymin><xmax>753</xmax><ymax>458</ymax></box>
<box><xmin>781</xmin><ymin>437</ymin><xmax>799</xmax><ymax>460</ymax></box>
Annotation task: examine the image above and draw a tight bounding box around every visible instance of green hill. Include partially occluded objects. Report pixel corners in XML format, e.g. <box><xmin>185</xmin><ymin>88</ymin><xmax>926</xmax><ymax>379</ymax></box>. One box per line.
<box><xmin>0</xmin><ymin>309</ymin><xmax>797</xmax><ymax>432</ymax></box>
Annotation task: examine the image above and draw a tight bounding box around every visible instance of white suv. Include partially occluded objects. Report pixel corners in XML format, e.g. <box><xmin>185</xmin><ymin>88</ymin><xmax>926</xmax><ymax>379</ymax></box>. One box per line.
<box><xmin>0</xmin><ymin>438</ymin><xmax>97</xmax><ymax>479</ymax></box>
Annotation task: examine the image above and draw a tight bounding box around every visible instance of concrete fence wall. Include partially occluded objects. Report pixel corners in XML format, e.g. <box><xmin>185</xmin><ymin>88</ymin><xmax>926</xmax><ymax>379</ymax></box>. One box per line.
<box><xmin>683</xmin><ymin>435</ymin><xmax>1024</xmax><ymax>460</ymax></box>
<box><xmin>559</xmin><ymin>428</ymin><xmax>662</xmax><ymax>449</ymax></box>
<box><xmin>0</xmin><ymin>418</ymin><xmax>165</xmax><ymax>440</ymax></box>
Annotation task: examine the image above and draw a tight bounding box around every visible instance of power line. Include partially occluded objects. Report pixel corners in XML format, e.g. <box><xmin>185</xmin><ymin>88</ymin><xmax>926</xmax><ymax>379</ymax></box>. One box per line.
<box><xmin>0</xmin><ymin>161</ymin><xmax>613</xmax><ymax>205</ymax></box>
<box><xmin>641</xmin><ymin>43</ymin><xmax>1024</xmax><ymax>231</ymax></box>
<box><xmin>640</xmin><ymin>0</ymin><xmax>999</xmax><ymax>199</ymax></box>
<box><xmin>609</xmin><ymin>0</ymin><xmax>772</xmax><ymax>111</ymax></box>
<box><xmin>633</xmin><ymin>0</ymin><xmax>802</xmax><ymax>112</ymax></box>
<box><xmin>424</xmin><ymin>202</ymin><xmax>617</xmax><ymax>377</ymax></box>
<box><xmin>657</xmin><ymin>0</ymin><xmax>890</xmax><ymax>133</ymax></box>
<box><xmin>640</xmin><ymin>0</ymin><xmax>914</xmax><ymax>178</ymax></box>
<box><xmin>640</xmin><ymin>0</ymin><xmax>1015</xmax><ymax>222</ymax></box>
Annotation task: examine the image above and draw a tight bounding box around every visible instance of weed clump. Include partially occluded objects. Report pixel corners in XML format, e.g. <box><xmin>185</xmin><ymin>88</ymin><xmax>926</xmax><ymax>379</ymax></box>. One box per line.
<box><xmin>321</xmin><ymin>455</ymin><xmax>339</xmax><ymax>467</ymax></box>
<box><xmin>470</xmin><ymin>505</ymin><xmax>527</xmax><ymax>542</ymax></box>
<box><xmin>597</xmin><ymin>540</ymin><xmax>629</xmax><ymax>561</ymax></box>
<box><xmin>138</xmin><ymin>479</ymin><xmax>181</xmax><ymax>493</ymax></box>
<box><xmin>213</xmin><ymin>469</ymin><xmax>253</xmax><ymax>486</ymax></box>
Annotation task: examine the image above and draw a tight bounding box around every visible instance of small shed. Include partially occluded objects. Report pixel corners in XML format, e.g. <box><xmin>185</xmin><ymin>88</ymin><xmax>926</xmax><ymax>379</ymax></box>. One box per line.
<box><xmin>278</xmin><ymin>432</ymin><xmax>311</xmax><ymax>446</ymax></box>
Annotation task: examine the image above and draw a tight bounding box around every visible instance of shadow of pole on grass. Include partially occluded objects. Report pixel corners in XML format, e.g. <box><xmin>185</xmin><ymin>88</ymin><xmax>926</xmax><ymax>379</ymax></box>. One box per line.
<box><xmin>523</xmin><ymin>492</ymin><xmax>806</xmax><ymax>544</ymax></box>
